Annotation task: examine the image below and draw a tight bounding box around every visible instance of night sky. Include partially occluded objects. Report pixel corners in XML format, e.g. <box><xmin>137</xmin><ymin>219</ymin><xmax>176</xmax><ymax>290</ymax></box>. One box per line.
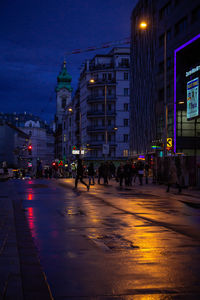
<box><xmin>0</xmin><ymin>0</ymin><xmax>137</xmax><ymax>122</ymax></box>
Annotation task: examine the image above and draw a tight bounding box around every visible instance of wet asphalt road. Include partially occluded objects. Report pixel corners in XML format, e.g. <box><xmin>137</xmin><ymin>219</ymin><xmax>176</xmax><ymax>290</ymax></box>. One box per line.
<box><xmin>13</xmin><ymin>178</ymin><xmax>200</xmax><ymax>299</ymax></box>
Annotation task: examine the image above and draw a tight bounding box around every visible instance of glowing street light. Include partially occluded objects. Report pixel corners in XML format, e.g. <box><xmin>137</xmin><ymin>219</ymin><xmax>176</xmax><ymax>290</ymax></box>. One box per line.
<box><xmin>139</xmin><ymin>21</ymin><xmax>147</xmax><ymax>30</ymax></box>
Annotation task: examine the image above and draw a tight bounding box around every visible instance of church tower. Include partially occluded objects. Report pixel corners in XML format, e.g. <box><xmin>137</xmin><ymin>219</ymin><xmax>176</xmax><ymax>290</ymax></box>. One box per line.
<box><xmin>55</xmin><ymin>61</ymin><xmax>72</xmax><ymax>159</ymax></box>
<box><xmin>55</xmin><ymin>60</ymin><xmax>72</xmax><ymax>124</ymax></box>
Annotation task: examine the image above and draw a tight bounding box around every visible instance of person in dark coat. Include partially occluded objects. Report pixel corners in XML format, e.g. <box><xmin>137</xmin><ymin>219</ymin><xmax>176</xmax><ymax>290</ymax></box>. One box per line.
<box><xmin>75</xmin><ymin>159</ymin><xmax>89</xmax><ymax>191</ymax></box>
<box><xmin>103</xmin><ymin>162</ymin><xmax>109</xmax><ymax>184</ymax></box>
<box><xmin>98</xmin><ymin>163</ymin><xmax>104</xmax><ymax>184</ymax></box>
<box><xmin>88</xmin><ymin>162</ymin><xmax>95</xmax><ymax>185</ymax></box>
<box><xmin>124</xmin><ymin>161</ymin><xmax>132</xmax><ymax>186</ymax></box>
<box><xmin>117</xmin><ymin>163</ymin><xmax>124</xmax><ymax>187</ymax></box>
<box><xmin>137</xmin><ymin>161</ymin><xmax>144</xmax><ymax>185</ymax></box>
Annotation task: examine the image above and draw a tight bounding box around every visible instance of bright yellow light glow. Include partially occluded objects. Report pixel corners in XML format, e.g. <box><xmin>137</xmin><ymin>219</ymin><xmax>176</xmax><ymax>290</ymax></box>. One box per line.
<box><xmin>68</xmin><ymin>108</ymin><xmax>73</xmax><ymax>112</ymax></box>
<box><xmin>140</xmin><ymin>22</ymin><xmax>147</xmax><ymax>29</ymax></box>
<box><xmin>89</xmin><ymin>78</ymin><xmax>95</xmax><ymax>83</ymax></box>
<box><xmin>178</xmin><ymin>101</ymin><xmax>184</xmax><ymax>104</ymax></box>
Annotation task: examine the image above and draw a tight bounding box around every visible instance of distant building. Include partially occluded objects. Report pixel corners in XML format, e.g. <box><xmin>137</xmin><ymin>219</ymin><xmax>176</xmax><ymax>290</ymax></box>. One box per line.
<box><xmin>130</xmin><ymin>0</ymin><xmax>200</xmax><ymax>156</ymax></box>
<box><xmin>0</xmin><ymin>112</ymin><xmax>54</xmax><ymax>170</ymax></box>
<box><xmin>76</xmin><ymin>47</ymin><xmax>130</xmax><ymax>160</ymax></box>
<box><xmin>0</xmin><ymin>120</ymin><xmax>29</xmax><ymax>168</ymax></box>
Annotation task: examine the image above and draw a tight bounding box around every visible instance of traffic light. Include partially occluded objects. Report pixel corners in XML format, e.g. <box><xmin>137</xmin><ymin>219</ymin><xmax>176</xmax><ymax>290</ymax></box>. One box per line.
<box><xmin>28</xmin><ymin>145</ymin><xmax>32</xmax><ymax>155</ymax></box>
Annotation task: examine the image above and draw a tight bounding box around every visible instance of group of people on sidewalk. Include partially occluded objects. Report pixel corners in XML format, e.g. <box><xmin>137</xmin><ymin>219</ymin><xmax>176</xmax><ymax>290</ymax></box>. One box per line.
<box><xmin>74</xmin><ymin>158</ymin><xmax>186</xmax><ymax>194</ymax></box>
<box><xmin>73</xmin><ymin>159</ymin><xmax>150</xmax><ymax>191</ymax></box>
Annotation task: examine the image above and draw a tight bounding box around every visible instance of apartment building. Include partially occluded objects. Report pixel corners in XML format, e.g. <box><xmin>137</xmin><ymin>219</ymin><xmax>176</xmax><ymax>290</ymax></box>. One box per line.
<box><xmin>78</xmin><ymin>47</ymin><xmax>130</xmax><ymax>160</ymax></box>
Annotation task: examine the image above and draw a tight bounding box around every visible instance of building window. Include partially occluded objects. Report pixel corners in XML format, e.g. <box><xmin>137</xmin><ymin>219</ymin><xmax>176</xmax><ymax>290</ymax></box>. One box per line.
<box><xmin>123</xmin><ymin>134</ymin><xmax>129</xmax><ymax>143</ymax></box>
<box><xmin>63</xmin><ymin>147</ymin><xmax>66</xmax><ymax>155</ymax></box>
<box><xmin>108</xmin><ymin>119</ymin><xmax>111</xmax><ymax>126</ymax></box>
<box><xmin>124</xmin><ymin>119</ymin><xmax>129</xmax><ymax>127</ymax></box>
<box><xmin>175</xmin><ymin>17</ymin><xmax>187</xmax><ymax>35</ymax></box>
<box><xmin>108</xmin><ymin>104</ymin><xmax>112</xmax><ymax>111</ymax></box>
<box><xmin>124</xmin><ymin>88</ymin><xmax>129</xmax><ymax>96</ymax></box>
<box><xmin>62</xmin><ymin>98</ymin><xmax>66</xmax><ymax>109</ymax></box>
<box><xmin>69</xmin><ymin>132</ymin><xmax>71</xmax><ymax>140</ymax></box>
<box><xmin>108</xmin><ymin>73</ymin><xmax>112</xmax><ymax>80</ymax></box>
<box><xmin>124</xmin><ymin>72</ymin><xmax>129</xmax><ymax>80</ymax></box>
<box><xmin>121</xmin><ymin>58</ymin><xmax>129</xmax><ymax>67</ymax></box>
<box><xmin>69</xmin><ymin>117</ymin><xmax>71</xmax><ymax>127</ymax></box>
<box><xmin>108</xmin><ymin>134</ymin><xmax>111</xmax><ymax>142</ymax></box>
<box><xmin>124</xmin><ymin>103</ymin><xmax>129</xmax><ymax>111</ymax></box>
<box><xmin>123</xmin><ymin>149</ymin><xmax>128</xmax><ymax>157</ymax></box>
<box><xmin>63</xmin><ymin>121</ymin><xmax>66</xmax><ymax>130</ymax></box>
<box><xmin>102</xmin><ymin>73</ymin><xmax>107</xmax><ymax>81</ymax></box>
<box><xmin>64</xmin><ymin>134</ymin><xmax>66</xmax><ymax>142</ymax></box>
<box><xmin>159</xmin><ymin>1</ymin><xmax>172</xmax><ymax>19</ymax></box>
<box><xmin>191</xmin><ymin>6</ymin><xmax>200</xmax><ymax>23</ymax></box>
<box><xmin>101</xmin><ymin>134</ymin><xmax>104</xmax><ymax>141</ymax></box>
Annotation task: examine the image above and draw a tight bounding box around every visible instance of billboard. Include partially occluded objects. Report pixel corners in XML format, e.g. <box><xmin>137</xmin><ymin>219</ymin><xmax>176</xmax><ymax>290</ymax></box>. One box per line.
<box><xmin>187</xmin><ymin>77</ymin><xmax>199</xmax><ymax>120</ymax></box>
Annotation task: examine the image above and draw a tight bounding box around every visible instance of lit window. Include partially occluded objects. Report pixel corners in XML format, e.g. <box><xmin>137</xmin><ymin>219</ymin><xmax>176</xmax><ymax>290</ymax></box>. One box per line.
<box><xmin>123</xmin><ymin>149</ymin><xmax>128</xmax><ymax>157</ymax></box>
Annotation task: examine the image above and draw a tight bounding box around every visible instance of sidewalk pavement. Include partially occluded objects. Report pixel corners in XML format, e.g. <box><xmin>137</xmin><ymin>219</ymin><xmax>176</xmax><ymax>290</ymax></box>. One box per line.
<box><xmin>59</xmin><ymin>176</ymin><xmax>200</xmax><ymax>203</ymax></box>
<box><xmin>0</xmin><ymin>181</ymin><xmax>53</xmax><ymax>300</ymax></box>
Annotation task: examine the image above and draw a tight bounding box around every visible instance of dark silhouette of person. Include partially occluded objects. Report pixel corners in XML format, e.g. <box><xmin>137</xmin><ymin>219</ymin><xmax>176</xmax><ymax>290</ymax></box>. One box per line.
<box><xmin>88</xmin><ymin>162</ymin><xmax>95</xmax><ymax>185</ymax></box>
<box><xmin>117</xmin><ymin>163</ymin><xmax>124</xmax><ymax>187</ymax></box>
<box><xmin>75</xmin><ymin>159</ymin><xmax>89</xmax><ymax>191</ymax></box>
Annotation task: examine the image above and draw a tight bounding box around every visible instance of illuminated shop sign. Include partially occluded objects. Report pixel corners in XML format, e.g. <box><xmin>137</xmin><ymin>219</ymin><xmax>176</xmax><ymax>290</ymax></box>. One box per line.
<box><xmin>72</xmin><ymin>146</ymin><xmax>84</xmax><ymax>155</ymax></box>
<box><xmin>187</xmin><ymin>77</ymin><xmax>199</xmax><ymax>120</ymax></box>
<box><xmin>186</xmin><ymin>65</ymin><xmax>200</xmax><ymax>77</ymax></box>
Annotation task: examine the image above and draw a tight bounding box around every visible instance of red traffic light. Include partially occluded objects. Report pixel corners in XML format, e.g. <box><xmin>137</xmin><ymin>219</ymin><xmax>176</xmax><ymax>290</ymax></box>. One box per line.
<box><xmin>28</xmin><ymin>145</ymin><xmax>32</xmax><ymax>150</ymax></box>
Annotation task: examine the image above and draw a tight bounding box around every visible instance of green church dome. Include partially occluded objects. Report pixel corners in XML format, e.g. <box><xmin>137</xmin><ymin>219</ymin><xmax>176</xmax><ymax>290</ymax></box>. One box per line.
<box><xmin>56</xmin><ymin>60</ymin><xmax>72</xmax><ymax>92</ymax></box>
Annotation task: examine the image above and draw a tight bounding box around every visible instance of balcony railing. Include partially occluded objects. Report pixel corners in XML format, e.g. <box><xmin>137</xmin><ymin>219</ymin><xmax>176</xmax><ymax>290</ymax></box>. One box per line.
<box><xmin>87</xmin><ymin>110</ymin><xmax>116</xmax><ymax>117</ymax></box>
<box><xmin>87</xmin><ymin>94</ymin><xmax>116</xmax><ymax>103</ymax></box>
<box><xmin>88</xmin><ymin>79</ymin><xmax>116</xmax><ymax>87</ymax></box>
<box><xmin>87</xmin><ymin>140</ymin><xmax>116</xmax><ymax>146</ymax></box>
<box><xmin>87</xmin><ymin>126</ymin><xmax>116</xmax><ymax>132</ymax></box>
<box><xmin>118</xmin><ymin>63</ymin><xmax>130</xmax><ymax>68</ymax></box>
<box><xmin>89</xmin><ymin>63</ymin><xmax>114</xmax><ymax>71</ymax></box>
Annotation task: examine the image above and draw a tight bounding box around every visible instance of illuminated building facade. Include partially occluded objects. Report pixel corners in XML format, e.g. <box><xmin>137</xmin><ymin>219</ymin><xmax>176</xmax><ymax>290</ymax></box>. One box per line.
<box><xmin>130</xmin><ymin>0</ymin><xmax>200</xmax><ymax>156</ymax></box>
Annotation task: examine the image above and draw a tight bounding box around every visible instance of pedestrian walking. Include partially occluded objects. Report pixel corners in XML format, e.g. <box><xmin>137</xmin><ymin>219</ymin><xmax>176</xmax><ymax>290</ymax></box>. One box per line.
<box><xmin>124</xmin><ymin>161</ymin><xmax>132</xmax><ymax>186</ymax></box>
<box><xmin>98</xmin><ymin>163</ymin><xmax>104</xmax><ymax>184</ymax></box>
<box><xmin>74</xmin><ymin>158</ymin><xmax>89</xmax><ymax>191</ymax></box>
<box><xmin>103</xmin><ymin>162</ymin><xmax>109</xmax><ymax>184</ymax></box>
<box><xmin>144</xmin><ymin>162</ymin><xmax>150</xmax><ymax>184</ymax></box>
<box><xmin>117</xmin><ymin>163</ymin><xmax>124</xmax><ymax>187</ymax></box>
<box><xmin>166</xmin><ymin>160</ymin><xmax>181</xmax><ymax>193</ymax></box>
<box><xmin>137</xmin><ymin>161</ymin><xmax>144</xmax><ymax>185</ymax></box>
<box><xmin>88</xmin><ymin>162</ymin><xmax>95</xmax><ymax>185</ymax></box>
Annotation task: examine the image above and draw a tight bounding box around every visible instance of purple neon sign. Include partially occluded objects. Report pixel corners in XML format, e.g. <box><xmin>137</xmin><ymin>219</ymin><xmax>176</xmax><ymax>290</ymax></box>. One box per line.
<box><xmin>174</xmin><ymin>33</ymin><xmax>200</xmax><ymax>153</ymax></box>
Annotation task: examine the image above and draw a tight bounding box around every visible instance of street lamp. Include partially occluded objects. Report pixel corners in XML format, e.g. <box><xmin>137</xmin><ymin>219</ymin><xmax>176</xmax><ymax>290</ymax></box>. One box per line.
<box><xmin>139</xmin><ymin>21</ymin><xmax>147</xmax><ymax>30</ymax></box>
<box><xmin>139</xmin><ymin>21</ymin><xmax>168</xmax><ymax>157</ymax></box>
<box><xmin>68</xmin><ymin>107</ymin><xmax>82</xmax><ymax>155</ymax></box>
<box><xmin>89</xmin><ymin>79</ymin><xmax>108</xmax><ymax>159</ymax></box>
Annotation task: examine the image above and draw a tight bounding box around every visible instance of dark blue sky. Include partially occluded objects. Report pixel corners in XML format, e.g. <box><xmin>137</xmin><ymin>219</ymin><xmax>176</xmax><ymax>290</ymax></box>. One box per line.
<box><xmin>0</xmin><ymin>0</ymin><xmax>137</xmax><ymax>122</ymax></box>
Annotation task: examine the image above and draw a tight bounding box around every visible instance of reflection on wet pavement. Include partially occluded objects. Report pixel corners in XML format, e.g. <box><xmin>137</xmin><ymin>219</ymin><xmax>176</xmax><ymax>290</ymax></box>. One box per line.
<box><xmin>13</xmin><ymin>179</ymin><xmax>200</xmax><ymax>299</ymax></box>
